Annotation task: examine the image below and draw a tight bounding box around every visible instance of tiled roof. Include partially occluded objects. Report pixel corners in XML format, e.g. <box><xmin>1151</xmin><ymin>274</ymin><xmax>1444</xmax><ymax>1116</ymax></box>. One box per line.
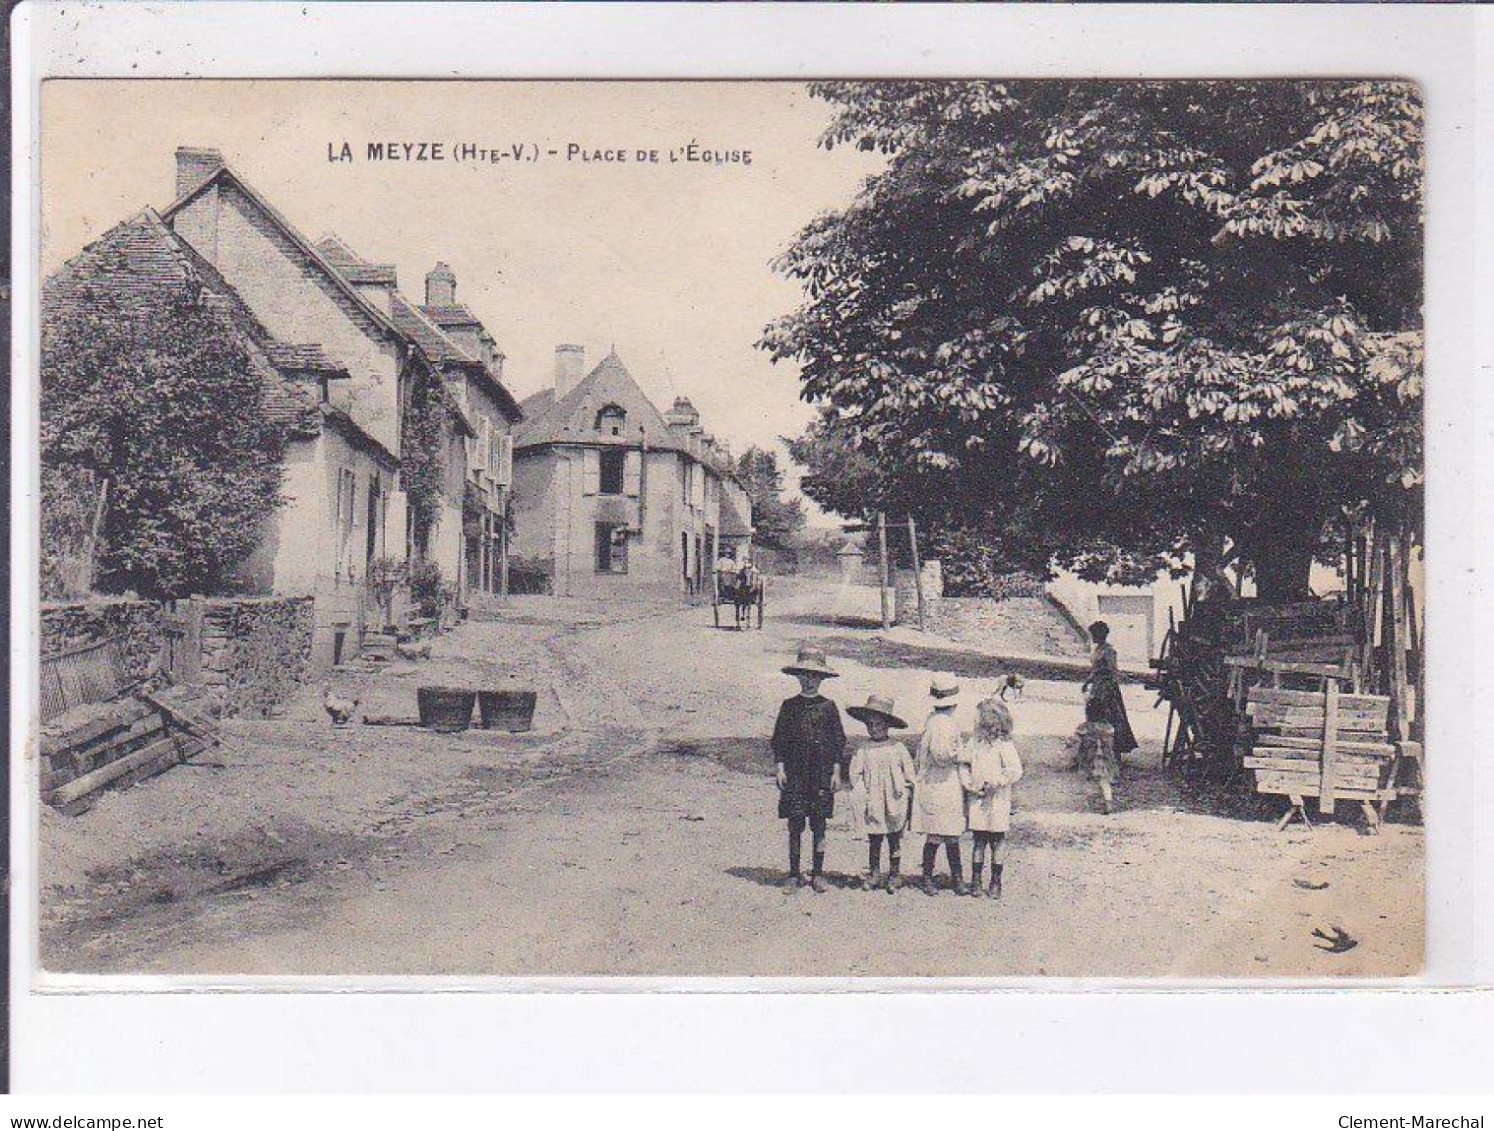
<box><xmin>314</xmin><ymin>236</ymin><xmax>397</xmax><ymax>286</ymax></box>
<box><xmin>162</xmin><ymin>166</ymin><xmax>407</xmax><ymax>346</ymax></box>
<box><xmin>44</xmin><ymin>209</ymin><xmax>331</xmax><ymax>442</ymax></box>
<box><xmin>515</xmin><ymin>351</ymin><xmax>692</xmax><ymax>455</ymax></box>
<box><xmin>264</xmin><ymin>343</ymin><xmax>351</xmax><ymax>378</ymax></box>
<box><xmin>421</xmin><ymin>303</ymin><xmax>480</xmax><ymax>327</ymax></box>
<box><xmin>389</xmin><ymin>292</ymin><xmax>480</xmax><ymax>368</ymax></box>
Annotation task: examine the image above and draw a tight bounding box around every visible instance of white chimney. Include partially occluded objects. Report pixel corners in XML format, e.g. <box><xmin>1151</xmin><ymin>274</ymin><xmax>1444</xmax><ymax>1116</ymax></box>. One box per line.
<box><xmin>555</xmin><ymin>344</ymin><xmax>585</xmax><ymax>399</ymax></box>
<box><xmin>425</xmin><ymin>262</ymin><xmax>456</xmax><ymax>306</ymax></box>
<box><xmin>175</xmin><ymin>147</ymin><xmax>224</xmax><ymax>198</ymax></box>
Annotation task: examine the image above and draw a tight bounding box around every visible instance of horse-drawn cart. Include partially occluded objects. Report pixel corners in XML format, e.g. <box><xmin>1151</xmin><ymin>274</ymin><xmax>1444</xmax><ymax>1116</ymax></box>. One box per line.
<box><xmin>713</xmin><ymin>570</ymin><xmax>765</xmax><ymax>630</ymax></box>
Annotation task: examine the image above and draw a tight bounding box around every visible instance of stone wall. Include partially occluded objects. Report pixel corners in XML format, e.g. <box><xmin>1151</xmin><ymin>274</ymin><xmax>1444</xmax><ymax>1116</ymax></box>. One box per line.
<box><xmin>198</xmin><ymin>596</ymin><xmax>314</xmax><ymax>718</ymax></box>
<box><xmin>40</xmin><ymin>598</ymin><xmax>163</xmax><ymax>684</ymax></box>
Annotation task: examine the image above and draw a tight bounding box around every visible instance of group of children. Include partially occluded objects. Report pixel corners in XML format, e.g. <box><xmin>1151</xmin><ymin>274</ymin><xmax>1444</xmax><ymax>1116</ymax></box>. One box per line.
<box><xmin>770</xmin><ymin>645</ymin><xmax>1022</xmax><ymax>898</ymax></box>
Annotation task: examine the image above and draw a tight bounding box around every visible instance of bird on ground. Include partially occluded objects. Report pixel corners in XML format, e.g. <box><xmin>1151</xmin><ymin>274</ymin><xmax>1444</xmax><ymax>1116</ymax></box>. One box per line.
<box><xmin>323</xmin><ymin>683</ymin><xmax>360</xmax><ymax>727</ymax></box>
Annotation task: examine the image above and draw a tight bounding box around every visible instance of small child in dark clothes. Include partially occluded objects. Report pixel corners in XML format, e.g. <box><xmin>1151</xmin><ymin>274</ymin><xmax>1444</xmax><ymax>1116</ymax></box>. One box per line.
<box><xmin>771</xmin><ymin>646</ymin><xmax>848</xmax><ymax>893</ymax></box>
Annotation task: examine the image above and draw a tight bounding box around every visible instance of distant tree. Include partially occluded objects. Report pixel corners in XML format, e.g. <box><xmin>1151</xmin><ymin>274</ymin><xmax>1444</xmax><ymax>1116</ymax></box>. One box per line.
<box><xmin>735</xmin><ymin>446</ymin><xmax>806</xmax><ymax>553</ymax></box>
<box><xmin>763</xmin><ymin>81</ymin><xmax>1423</xmax><ymax>598</ymax></box>
<box><xmin>41</xmin><ymin>274</ymin><xmax>290</xmax><ymax>598</ymax></box>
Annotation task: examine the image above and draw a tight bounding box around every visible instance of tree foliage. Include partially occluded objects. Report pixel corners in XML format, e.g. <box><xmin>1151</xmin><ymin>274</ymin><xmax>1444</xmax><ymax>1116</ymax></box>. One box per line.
<box><xmin>734</xmin><ymin>446</ymin><xmax>806</xmax><ymax>553</ymax></box>
<box><xmin>763</xmin><ymin>81</ymin><xmax>1423</xmax><ymax>595</ymax></box>
<box><xmin>41</xmin><ymin>276</ymin><xmax>290</xmax><ymax>599</ymax></box>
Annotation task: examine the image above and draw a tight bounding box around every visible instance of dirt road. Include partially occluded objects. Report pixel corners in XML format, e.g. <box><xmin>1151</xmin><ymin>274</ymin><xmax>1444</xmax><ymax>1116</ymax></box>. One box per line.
<box><xmin>38</xmin><ymin>577</ymin><xmax>1422</xmax><ymax>978</ymax></box>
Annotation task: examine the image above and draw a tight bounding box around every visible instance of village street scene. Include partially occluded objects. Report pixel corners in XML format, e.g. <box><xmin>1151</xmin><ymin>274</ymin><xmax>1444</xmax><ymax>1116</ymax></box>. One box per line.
<box><xmin>34</xmin><ymin>80</ymin><xmax>1424</xmax><ymax>978</ymax></box>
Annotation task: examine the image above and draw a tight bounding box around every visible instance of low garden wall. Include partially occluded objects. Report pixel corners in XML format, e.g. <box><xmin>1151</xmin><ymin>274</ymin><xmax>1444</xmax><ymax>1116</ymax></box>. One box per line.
<box><xmin>40</xmin><ymin>597</ymin><xmax>162</xmax><ymax>683</ymax></box>
<box><xmin>198</xmin><ymin>596</ymin><xmax>315</xmax><ymax>718</ymax></box>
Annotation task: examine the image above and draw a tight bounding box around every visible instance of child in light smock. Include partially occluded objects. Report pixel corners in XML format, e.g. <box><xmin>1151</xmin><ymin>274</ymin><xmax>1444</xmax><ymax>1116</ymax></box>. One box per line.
<box><xmin>846</xmin><ymin>694</ymin><xmax>916</xmax><ymax>893</ymax></box>
<box><xmin>959</xmin><ymin>697</ymin><xmax>1023</xmax><ymax>899</ymax></box>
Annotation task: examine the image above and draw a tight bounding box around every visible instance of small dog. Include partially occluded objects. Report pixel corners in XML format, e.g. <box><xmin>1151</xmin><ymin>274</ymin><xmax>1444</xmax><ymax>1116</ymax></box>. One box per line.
<box><xmin>998</xmin><ymin>672</ymin><xmax>1026</xmax><ymax>702</ymax></box>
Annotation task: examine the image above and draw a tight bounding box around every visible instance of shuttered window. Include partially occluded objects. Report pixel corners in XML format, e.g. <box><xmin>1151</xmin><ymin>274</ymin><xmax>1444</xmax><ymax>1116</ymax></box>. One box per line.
<box><xmin>582</xmin><ymin>449</ymin><xmax>600</xmax><ymax>496</ymax></box>
<box><xmin>624</xmin><ymin>450</ymin><xmax>642</xmax><ymax>497</ymax></box>
<box><xmin>494</xmin><ymin>434</ymin><xmax>513</xmax><ymax>487</ymax></box>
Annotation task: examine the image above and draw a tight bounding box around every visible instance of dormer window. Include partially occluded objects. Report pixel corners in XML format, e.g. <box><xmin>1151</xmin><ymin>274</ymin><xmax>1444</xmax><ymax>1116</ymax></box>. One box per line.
<box><xmin>596</xmin><ymin>404</ymin><xmax>627</xmax><ymax>436</ymax></box>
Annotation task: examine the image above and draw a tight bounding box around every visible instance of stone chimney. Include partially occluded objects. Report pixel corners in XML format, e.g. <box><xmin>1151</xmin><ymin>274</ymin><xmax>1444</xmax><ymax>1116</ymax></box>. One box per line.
<box><xmin>425</xmin><ymin>262</ymin><xmax>456</xmax><ymax>306</ymax></box>
<box><xmin>555</xmin><ymin>344</ymin><xmax>586</xmax><ymax>400</ymax></box>
<box><xmin>664</xmin><ymin>396</ymin><xmax>701</xmax><ymax>431</ymax></box>
<box><xmin>175</xmin><ymin>147</ymin><xmax>224</xmax><ymax>198</ymax></box>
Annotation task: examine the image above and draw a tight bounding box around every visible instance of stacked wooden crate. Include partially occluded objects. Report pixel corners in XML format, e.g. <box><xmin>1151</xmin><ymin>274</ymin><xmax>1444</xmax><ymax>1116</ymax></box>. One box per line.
<box><xmin>1243</xmin><ymin>681</ymin><xmax>1399</xmax><ymax>828</ymax></box>
<box><xmin>40</xmin><ymin>695</ymin><xmax>206</xmax><ymax>815</ymax></box>
<box><xmin>39</xmin><ymin>633</ymin><xmax>212</xmax><ymax>815</ymax></box>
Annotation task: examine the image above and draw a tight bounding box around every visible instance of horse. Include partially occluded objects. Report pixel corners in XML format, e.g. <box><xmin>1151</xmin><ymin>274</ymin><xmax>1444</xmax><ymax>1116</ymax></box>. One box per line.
<box><xmin>720</xmin><ymin>567</ymin><xmax>764</xmax><ymax>630</ymax></box>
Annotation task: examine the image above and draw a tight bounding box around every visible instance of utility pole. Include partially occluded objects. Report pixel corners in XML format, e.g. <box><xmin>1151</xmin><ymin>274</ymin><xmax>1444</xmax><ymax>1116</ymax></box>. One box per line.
<box><xmin>908</xmin><ymin>515</ymin><xmax>926</xmax><ymax>632</ymax></box>
<box><xmin>876</xmin><ymin>512</ymin><xmax>891</xmax><ymax>630</ymax></box>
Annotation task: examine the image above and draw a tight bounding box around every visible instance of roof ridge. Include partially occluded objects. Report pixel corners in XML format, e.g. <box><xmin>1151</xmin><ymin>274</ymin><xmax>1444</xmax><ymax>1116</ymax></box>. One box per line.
<box><xmin>160</xmin><ymin>162</ymin><xmax>409</xmax><ymax>347</ymax></box>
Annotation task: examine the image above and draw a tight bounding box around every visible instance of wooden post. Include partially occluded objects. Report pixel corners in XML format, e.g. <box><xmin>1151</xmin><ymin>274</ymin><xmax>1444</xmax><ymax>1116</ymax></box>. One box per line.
<box><xmin>711</xmin><ymin>523</ymin><xmax>720</xmax><ymax>605</ymax></box>
<box><xmin>1320</xmin><ymin>678</ymin><xmax>1340</xmax><ymax>815</ymax></box>
<box><xmin>908</xmin><ymin>516</ymin><xmax>927</xmax><ymax>632</ymax></box>
<box><xmin>876</xmin><ymin>512</ymin><xmax>891</xmax><ymax>631</ymax></box>
<box><xmin>1363</xmin><ymin>529</ymin><xmax>1385</xmax><ymax>688</ymax></box>
<box><xmin>498</xmin><ymin>491</ymin><xmax>510</xmax><ymax>599</ymax></box>
<box><xmin>1387</xmin><ymin>534</ymin><xmax>1411</xmax><ymax>744</ymax></box>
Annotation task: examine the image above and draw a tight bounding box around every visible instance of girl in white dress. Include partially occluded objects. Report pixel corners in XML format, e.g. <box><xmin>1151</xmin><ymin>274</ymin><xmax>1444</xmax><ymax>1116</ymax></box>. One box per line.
<box><xmin>912</xmin><ymin>674</ymin><xmax>969</xmax><ymax>896</ymax></box>
<box><xmin>959</xmin><ymin>697</ymin><xmax>1024</xmax><ymax>899</ymax></box>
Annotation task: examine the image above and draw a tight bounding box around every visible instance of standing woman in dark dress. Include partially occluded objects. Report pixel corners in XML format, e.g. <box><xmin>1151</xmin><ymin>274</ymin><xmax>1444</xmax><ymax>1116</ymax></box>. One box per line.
<box><xmin>1082</xmin><ymin>621</ymin><xmax>1138</xmax><ymax>759</ymax></box>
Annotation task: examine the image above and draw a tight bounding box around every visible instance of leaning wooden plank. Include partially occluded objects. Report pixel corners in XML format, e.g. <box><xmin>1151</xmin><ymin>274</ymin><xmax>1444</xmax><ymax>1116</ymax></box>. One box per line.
<box><xmin>43</xmin><ymin>734</ymin><xmax>185</xmax><ymax>808</ymax></box>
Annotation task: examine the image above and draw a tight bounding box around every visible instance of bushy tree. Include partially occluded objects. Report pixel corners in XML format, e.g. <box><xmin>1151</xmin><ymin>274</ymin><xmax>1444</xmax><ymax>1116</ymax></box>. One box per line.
<box><xmin>41</xmin><ymin>275</ymin><xmax>290</xmax><ymax>598</ymax></box>
<box><xmin>763</xmin><ymin>81</ymin><xmax>1423</xmax><ymax>597</ymax></box>
<box><xmin>735</xmin><ymin>446</ymin><xmax>806</xmax><ymax>553</ymax></box>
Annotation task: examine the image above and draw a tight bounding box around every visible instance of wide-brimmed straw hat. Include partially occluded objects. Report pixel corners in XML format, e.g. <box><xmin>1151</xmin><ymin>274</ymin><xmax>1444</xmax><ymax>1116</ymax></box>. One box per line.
<box><xmin>847</xmin><ymin>694</ymin><xmax>908</xmax><ymax>730</ymax></box>
<box><xmin>782</xmin><ymin>645</ymin><xmax>839</xmax><ymax>679</ymax></box>
<box><xmin>929</xmin><ymin>673</ymin><xmax>961</xmax><ymax>705</ymax></box>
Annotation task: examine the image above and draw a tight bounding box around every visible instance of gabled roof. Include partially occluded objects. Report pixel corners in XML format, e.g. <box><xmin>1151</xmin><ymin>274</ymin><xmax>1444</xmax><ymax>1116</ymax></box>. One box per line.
<box><xmin>161</xmin><ymin>163</ymin><xmax>409</xmax><ymax>347</ymax></box>
<box><xmin>390</xmin><ymin>291</ymin><xmax>481</xmax><ymax>368</ymax></box>
<box><xmin>421</xmin><ymin>303</ymin><xmax>481</xmax><ymax>327</ymax></box>
<box><xmin>43</xmin><ymin>208</ymin><xmax>339</xmax><ymax>440</ymax></box>
<box><xmin>515</xmin><ymin>350</ymin><xmax>689</xmax><ymax>453</ymax></box>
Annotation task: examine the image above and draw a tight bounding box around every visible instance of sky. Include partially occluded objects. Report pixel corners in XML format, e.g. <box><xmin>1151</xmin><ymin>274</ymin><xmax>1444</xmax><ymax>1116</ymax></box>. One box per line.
<box><xmin>41</xmin><ymin>80</ymin><xmax>884</xmax><ymax>527</ymax></box>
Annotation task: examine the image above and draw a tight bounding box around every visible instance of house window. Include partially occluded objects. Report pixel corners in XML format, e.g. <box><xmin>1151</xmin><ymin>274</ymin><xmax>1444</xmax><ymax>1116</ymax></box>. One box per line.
<box><xmin>595</xmin><ymin>523</ymin><xmax>629</xmax><ymax>574</ymax></box>
<box><xmin>596</xmin><ymin>404</ymin><xmax>627</xmax><ymax>436</ymax></box>
<box><xmin>599</xmin><ymin>448</ymin><xmax>626</xmax><ymax>495</ymax></box>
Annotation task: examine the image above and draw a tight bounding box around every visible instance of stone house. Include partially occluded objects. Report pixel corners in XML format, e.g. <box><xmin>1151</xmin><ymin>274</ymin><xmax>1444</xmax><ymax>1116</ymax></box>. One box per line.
<box><xmin>42</xmin><ymin>205</ymin><xmax>399</xmax><ymax>668</ymax></box>
<box><xmin>315</xmin><ymin>239</ymin><xmax>521</xmax><ymax>602</ymax></box>
<box><xmin>48</xmin><ymin>146</ymin><xmax>518</xmax><ymax>667</ymax></box>
<box><xmin>510</xmin><ymin>347</ymin><xmax>753</xmax><ymax>600</ymax></box>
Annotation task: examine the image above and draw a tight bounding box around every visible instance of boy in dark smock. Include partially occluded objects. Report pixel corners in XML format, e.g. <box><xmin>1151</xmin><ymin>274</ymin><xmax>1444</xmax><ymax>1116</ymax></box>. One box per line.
<box><xmin>771</xmin><ymin>646</ymin><xmax>848</xmax><ymax>893</ymax></box>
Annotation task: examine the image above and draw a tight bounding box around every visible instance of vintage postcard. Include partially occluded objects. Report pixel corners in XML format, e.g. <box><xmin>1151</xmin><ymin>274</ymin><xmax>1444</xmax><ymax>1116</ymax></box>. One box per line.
<box><xmin>32</xmin><ymin>77</ymin><xmax>1424</xmax><ymax>980</ymax></box>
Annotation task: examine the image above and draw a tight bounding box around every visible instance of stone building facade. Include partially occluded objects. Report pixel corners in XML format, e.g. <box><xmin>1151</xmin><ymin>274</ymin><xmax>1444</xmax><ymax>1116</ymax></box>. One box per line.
<box><xmin>510</xmin><ymin>348</ymin><xmax>753</xmax><ymax>601</ymax></box>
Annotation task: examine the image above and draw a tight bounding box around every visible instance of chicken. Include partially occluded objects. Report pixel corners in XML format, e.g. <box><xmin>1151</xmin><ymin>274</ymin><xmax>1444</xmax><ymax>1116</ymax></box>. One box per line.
<box><xmin>999</xmin><ymin>672</ymin><xmax>1026</xmax><ymax>701</ymax></box>
<box><xmin>324</xmin><ymin>683</ymin><xmax>360</xmax><ymax>727</ymax></box>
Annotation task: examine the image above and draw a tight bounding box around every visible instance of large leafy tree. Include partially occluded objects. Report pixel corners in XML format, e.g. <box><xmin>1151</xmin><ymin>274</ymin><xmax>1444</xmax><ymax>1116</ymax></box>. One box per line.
<box><xmin>763</xmin><ymin>81</ymin><xmax>1423</xmax><ymax>597</ymax></box>
<box><xmin>41</xmin><ymin>275</ymin><xmax>290</xmax><ymax>598</ymax></box>
<box><xmin>735</xmin><ymin>446</ymin><xmax>807</xmax><ymax>553</ymax></box>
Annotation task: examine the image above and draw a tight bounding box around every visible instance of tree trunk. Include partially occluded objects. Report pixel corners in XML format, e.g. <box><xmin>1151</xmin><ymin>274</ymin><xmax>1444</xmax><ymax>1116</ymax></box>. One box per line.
<box><xmin>1249</xmin><ymin>539</ymin><xmax>1316</xmax><ymax>602</ymax></box>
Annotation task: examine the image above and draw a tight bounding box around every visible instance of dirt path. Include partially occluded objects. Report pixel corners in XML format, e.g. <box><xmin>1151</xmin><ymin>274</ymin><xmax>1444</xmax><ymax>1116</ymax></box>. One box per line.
<box><xmin>38</xmin><ymin>576</ymin><xmax>1423</xmax><ymax>978</ymax></box>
